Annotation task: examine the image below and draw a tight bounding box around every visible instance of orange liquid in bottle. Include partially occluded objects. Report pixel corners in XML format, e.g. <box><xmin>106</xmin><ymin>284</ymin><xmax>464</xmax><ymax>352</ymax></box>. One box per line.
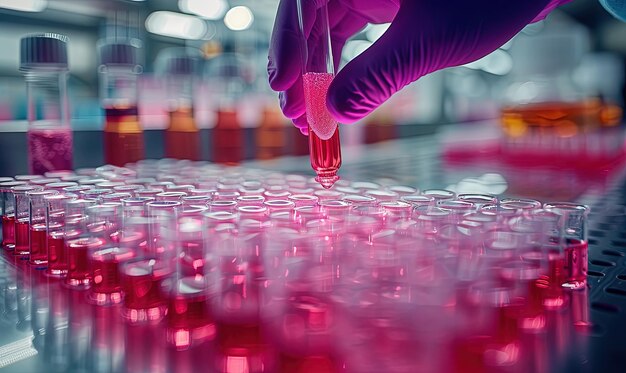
<box><xmin>165</xmin><ymin>107</ymin><xmax>200</xmax><ymax>161</ymax></box>
<box><xmin>501</xmin><ymin>100</ymin><xmax>622</xmax><ymax>138</ymax></box>
<box><xmin>104</xmin><ymin>106</ymin><xmax>144</xmax><ymax>166</ymax></box>
<box><xmin>256</xmin><ymin>106</ymin><xmax>286</xmax><ymax>160</ymax></box>
<box><xmin>213</xmin><ymin>110</ymin><xmax>244</xmax><ymax>165</ymax></box>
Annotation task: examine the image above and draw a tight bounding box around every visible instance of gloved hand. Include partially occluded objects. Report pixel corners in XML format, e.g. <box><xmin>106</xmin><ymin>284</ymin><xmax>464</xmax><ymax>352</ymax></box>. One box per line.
<box><xmin>268</xmin><ymin>0</ymin><xmax>570</xmax><ymax>132</ymax></box>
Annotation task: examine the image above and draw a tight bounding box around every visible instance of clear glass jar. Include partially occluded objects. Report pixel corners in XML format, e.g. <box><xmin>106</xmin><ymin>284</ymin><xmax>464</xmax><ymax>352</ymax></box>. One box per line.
<box><xmin>20</xmin><ymin>33</ymin><xmax>73</xmax><ymax>174</ymax></box>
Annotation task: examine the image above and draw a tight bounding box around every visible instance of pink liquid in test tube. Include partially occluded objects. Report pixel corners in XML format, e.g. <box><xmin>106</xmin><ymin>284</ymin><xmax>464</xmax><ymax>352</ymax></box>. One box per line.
<box><xmin>89</xmin><ymin>247</ymin><xmax>135</xmax><ymax>305</ymax></box>
<box><xmin>2</xmin><ymin>215</ymin><xmax>15</xmax><ymax>249</ymax></box>
<box><xmin>303</xmin><ymin>72</ymin><xmax>341</xmax><ymax>189</ymax></box>
<box><xmin>14</xmin><ymin>219</ymin><xmax>30</xmax><ymax>256</ymax></box>
<box><xmin>29</xmin><ymin>223</ymin><xmax>48</xmax><ymax>265</ymax></box>
<box><xmin>65</xmin><ymin>237</ymin><xmax>102</xmax><ymax>287</ymax></box>
<box><xmin>27</xmin><ymin>128</ymin><xmax>73</xmax><ymax>175</ymax></box>
<box><xmin>47</xmin><ymin>231</ymin><xmax>67</xmax><ymax>276</ymax></box>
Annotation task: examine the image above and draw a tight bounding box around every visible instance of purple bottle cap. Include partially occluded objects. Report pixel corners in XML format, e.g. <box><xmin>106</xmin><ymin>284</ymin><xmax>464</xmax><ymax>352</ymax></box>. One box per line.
<box><xmin>20</xmin><ymin>33</ymin><xmax>69</xmax><ymax>71</ymax></box>
<box><xmin>98</xmin><ymin>39</ymin><xmax>142</xmax><ymax>67</ymax></box>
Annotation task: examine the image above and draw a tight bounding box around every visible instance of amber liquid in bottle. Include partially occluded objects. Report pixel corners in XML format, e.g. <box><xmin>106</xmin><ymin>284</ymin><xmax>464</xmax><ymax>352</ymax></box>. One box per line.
<box><xmin>165</xmin><ymin>107</ymin><xmax>200</xmax><ymax>161</ymax></box>
<box><xmin>212</xmin><ymin>110</ymin><xmax>244</xmax><ymax>165</ymax></box>
<box><xmin>501</xmin><ymin>100</ymin><xmax>623</xmax><ymax>137</ymax></box>
<box><xmin>256</xmin><ymin>106</ymin><xmax>286</xmax><ymax>160</ymax></box>
<box><xmin>104</xmin><ymin>106</ymin><xmax>144</xmax><ymax>166</ymax></box>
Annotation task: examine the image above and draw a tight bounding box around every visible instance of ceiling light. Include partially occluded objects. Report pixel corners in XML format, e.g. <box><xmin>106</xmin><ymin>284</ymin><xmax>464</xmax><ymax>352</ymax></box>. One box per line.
<box><xmin>146</xmin><ymin>11</ymin><xmax>207</xmax><ymax>40</ymax></box>
<box><xmin>224</xmin><ymin>6</ymin><xmax>253</xmax><ymax>31</ymax></box>
<box><xmin>179</xmin><ymin>0</ymin><xmax>228</xmax><ymax>20</ymax></box>
<box><xmin>0</xmin><ymin>0</ymin><xmax>47</xmax><ymax>12</ymax></box>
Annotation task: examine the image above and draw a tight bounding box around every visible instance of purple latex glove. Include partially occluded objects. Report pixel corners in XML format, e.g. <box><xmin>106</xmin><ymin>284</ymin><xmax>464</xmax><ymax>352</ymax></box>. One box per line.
<box><xmin>268</xmin><ymin>0</ymin><xmax>570</xmax><ymax>131</ymax></box>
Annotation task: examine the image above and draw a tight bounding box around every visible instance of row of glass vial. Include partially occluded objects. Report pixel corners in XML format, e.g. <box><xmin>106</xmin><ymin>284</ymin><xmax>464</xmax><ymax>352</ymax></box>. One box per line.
<box><xmin>20</xmin><ymin>32</ymin><xmax>257</xmax><ymax>175</ymax></box>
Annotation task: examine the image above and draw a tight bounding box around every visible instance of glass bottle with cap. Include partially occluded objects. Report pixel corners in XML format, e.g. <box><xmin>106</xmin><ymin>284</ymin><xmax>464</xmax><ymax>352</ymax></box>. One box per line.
<box><xmin>98</xmin><ymin>39</ymin><xmax>144</xmax><ymax>166</ymax></box>
<box><xmin>205</xmin><ymin>52</ymin><xmax>246</xmax><ymax>165</ymax></box>
<box><xmin>156</xmin><ymin>48</ymin><xmax>202</xmax><ymax>161</ymax></box>
<box><xmin>19</xmin><ymin>33</ymin><xmax>73</xmax><ymax>175</ymax></box>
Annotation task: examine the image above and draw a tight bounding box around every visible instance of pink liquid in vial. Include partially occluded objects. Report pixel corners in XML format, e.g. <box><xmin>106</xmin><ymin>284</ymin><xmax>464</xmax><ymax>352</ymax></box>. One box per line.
<box><xmin>47</xmin><ymin>231</ymin><xmax>67</xmax><ymax>276</ymax></box>
<box><xmin>167</xmin><ymin>277</ymin><xmax>216</xmax><ymax>350</ymax></box>
<box><xmin>65</xmin><ymin>237</ymin><xmax>102</xmax><ymax>287</ymax></box>
<box><xmin>29</xmin><ymin>223</ymin><xmax>48</xmax><ymax>266</ymax></box>
<box><xmin>303</xmin><ymin>73</ymin><xmax>341</xmax><ymax>189</ymax></box>
<box><xmin>121</xmin><ymin>259</ymin><xmax>171</xmax><ymax>323</ymax></box>
<box><xmin>14</xmin><ymin>219</ymin><xmax>30</xmax><ymax>256</ymax></box>
<box><xmin>89</xmin><ymin>247</ymin><xmax>135</xmax><ymax>305</ymax></box>
<box><xmin>562</xmin><ymin>239</ymin><xmax>588</xmax><ymax>290</ymax></box>
<box><xmin>27</xmin><ymin>127</ymin><xmax>73</xmax><ymax>175</ymax></box>
<box><xmin>2</xmin><ymin>215</ymin><xmax>15</xmax><ymax>248</ymax></box>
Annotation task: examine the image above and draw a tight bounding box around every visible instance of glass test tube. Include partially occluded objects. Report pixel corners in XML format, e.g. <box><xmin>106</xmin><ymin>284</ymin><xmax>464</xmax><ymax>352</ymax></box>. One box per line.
<box><xmin>296</xmin><ymin>0</ymin><xmax>342</xmax><ymax>189</ymax></box>
<box><xmin>1</xmin><ymin>181</ymin><xmax>27</xmax><ymax>249</ymax></box>
<box><xmin>19</xmin><ymin>33</ymin><xmax>73</xmax><ymax>174</ymax></box>
<box><xmin>28</xmin><ymin>190</ymin><xmax>59</xmax><ymax>266</ymax></box>
<box><xmin>86</xmin><ymin>204</ymin><xmax>135</xmax><ymax>305</ymax></box>
<box><xmin>544</xmin><ymin>202</ymin><xmax>589</xmax><ymax>290</ymax></box>
<box><xmin>13</xmin><ymin>185</ymin><xmax>44</xmax><ymax>256</ymax></box>
<box><xmin>64</xmin><ymin>199</ymin><xmax>98</xmax><ymax>288</ymax></box>
<box><xmin>165</xmin><ymin>215</ymin><xmax>214</xmax><ymax>350</ymax></box>
<box><xmin>45</xmin><ymin>193</ymin><xmax>77</xmax><ymax>276</ymax></box>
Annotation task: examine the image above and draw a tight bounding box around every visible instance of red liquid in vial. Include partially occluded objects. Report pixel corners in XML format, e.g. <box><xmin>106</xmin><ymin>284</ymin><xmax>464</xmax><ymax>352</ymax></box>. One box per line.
<box><xmin>121</xmin><ymin>259</ymin><xmax>171</xmax><ymax>323</ymax></box>
<box><xmin>562</xmin><ymin>239</ymin><xmax>588</xmax><ymax>289</ymax></box>
<box><xmin>2</xmin><ymin>215</ymin><xmax>15</xmax><ymax>248</ymax></box>
<box><xmin>29</xmin><ymin>223</ymin><xmax>48</xmax><ymax>266</ymax></box>
<box><xmin>165</xmin><ymin>107</ymin><xmax>200</xmax><ymax>161</ymax></box>
<box><xmin>536</xmin><ymin>250</ymin><xmax>568</xmax><ymax>309</ymax></box>
<box><xmin>303</xmin><ymin>73</ymin><xmax>341</xmax><ymax>189</ymax></box>
<box><xmin>27</xmin><ymin>127</ymin><xmax>73</xmax><ymax>175</ymax></box>
<box><xmin>89</xmin><ymin>247</ymin><xmax>135</xmax><ymax>305</ymax></box>
<box><xmin>180</xmin><ymin>240</ymin><xmax>205</xmax><ymax>277</ymax></box>
<box><xmin>104</xmin><ymin>107</ymin><xmax>144</xmax><ymax>167</ymax></box>
<box><xmin>166</xmin><ymin>277</ymin><xmax>215</xmax><ymax>350</ymax></box>
<box><xmin>14</xmin><ymin>219</ymin><xmax>30</xmax><ymax>256</ymax></box>
<box><xmin>278</xmin><ymin>354</ymin><xmax>338</xmax><ymax>373</ymax></box>
<box><xmin>65</xmin><ymin>237</ymin><xmax>103</xmax><ymax>287</ymax></box>
<box><xmin>212</xmin><ymin>110</ymin><xmax>244</xmax><ymax>165</ymax></box>
<box><xmin>47</xmin><ymin>231</ymin><xmax>67</xmax><ymax>276</ymax></box>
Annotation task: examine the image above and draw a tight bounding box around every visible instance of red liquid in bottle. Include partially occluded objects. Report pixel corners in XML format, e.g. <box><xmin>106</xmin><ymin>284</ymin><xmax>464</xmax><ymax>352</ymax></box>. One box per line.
<box><xmin>165</xmin><ymin>107</ymin><xmax>200</xmax><ymax>161</ymax></box>
<box><xmin>121</xmin><ymin>259</ymin><xmax>171</xmax><ymax>323</ymax></box>
<box><xmin>65</xmin><ymin>237</ymin><xmax>102</xmax><ymax>287</ymax></box>
<box><xmin>14</xmin><ymin>219</ymin><xmax>30</xmax><ymax>256</ymax></box>
<box><xmin>2</xmin><ymin>214</ymin><xmax>15</xmax><ymax>249</ymax></box>
<box><xmin>47</xmin><ymin>231</ymin><xmax>67</xmax><ymax>276</ymax></box>
<box><xmin>104</xmin><ymin>107</ymin><xmax>144</xmax><ymax>167</ymax></box>
<box><xmin>29</xmin><ymin>223</ymin><xmax>48</xmax><ymax>266</ymax></box>
<box><xmin>89</xmin><ymin>246</ymin><xmax>135</xmax><ymax>305</ymax></box>
<box><xmin>27</xmin><ymin>127</ymin><xmax>73</xmax><ymax>175</ymax></box>
<box><xmin>166</xmin><ymin>276</ymin><xmax>215</xmax><ymax>350</ymax></box>
<box><xmin>303</xmin><ymin>73</ymin><xmax>341</xmax><ymax>189</ymax></box>
<box><xmin>212</xmin><ymin>110</ymin><xmax>244</xmax><ymax>165</ymax></box>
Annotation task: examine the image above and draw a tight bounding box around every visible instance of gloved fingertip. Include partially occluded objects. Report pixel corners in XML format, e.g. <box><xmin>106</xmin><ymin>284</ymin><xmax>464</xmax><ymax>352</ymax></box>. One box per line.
<box><xmin>293</xmin><ymin>114</ymin><xmax>308</xmax><ymax>128</ymax></box>
<box><xmin>326</xmin><ymin>85</ymin><xmax>362</xmax><ymax>124</ymax></box>
<box><xmin>299</xmin><ymin>127</ymin><xmax>309</xmax><ymax>136</ymax></box>
<box><xmin>279</xmin><ymin>92</ymin><xmax>305</xmax><ymax>119</ymax></box>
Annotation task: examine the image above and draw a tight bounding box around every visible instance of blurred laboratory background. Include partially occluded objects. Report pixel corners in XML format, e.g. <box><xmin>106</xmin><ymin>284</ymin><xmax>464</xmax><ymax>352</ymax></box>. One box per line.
<box><xmin>0</xmin><ymin>0</ymin><xmax>624</xmax><ymax>179</ymax></box>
